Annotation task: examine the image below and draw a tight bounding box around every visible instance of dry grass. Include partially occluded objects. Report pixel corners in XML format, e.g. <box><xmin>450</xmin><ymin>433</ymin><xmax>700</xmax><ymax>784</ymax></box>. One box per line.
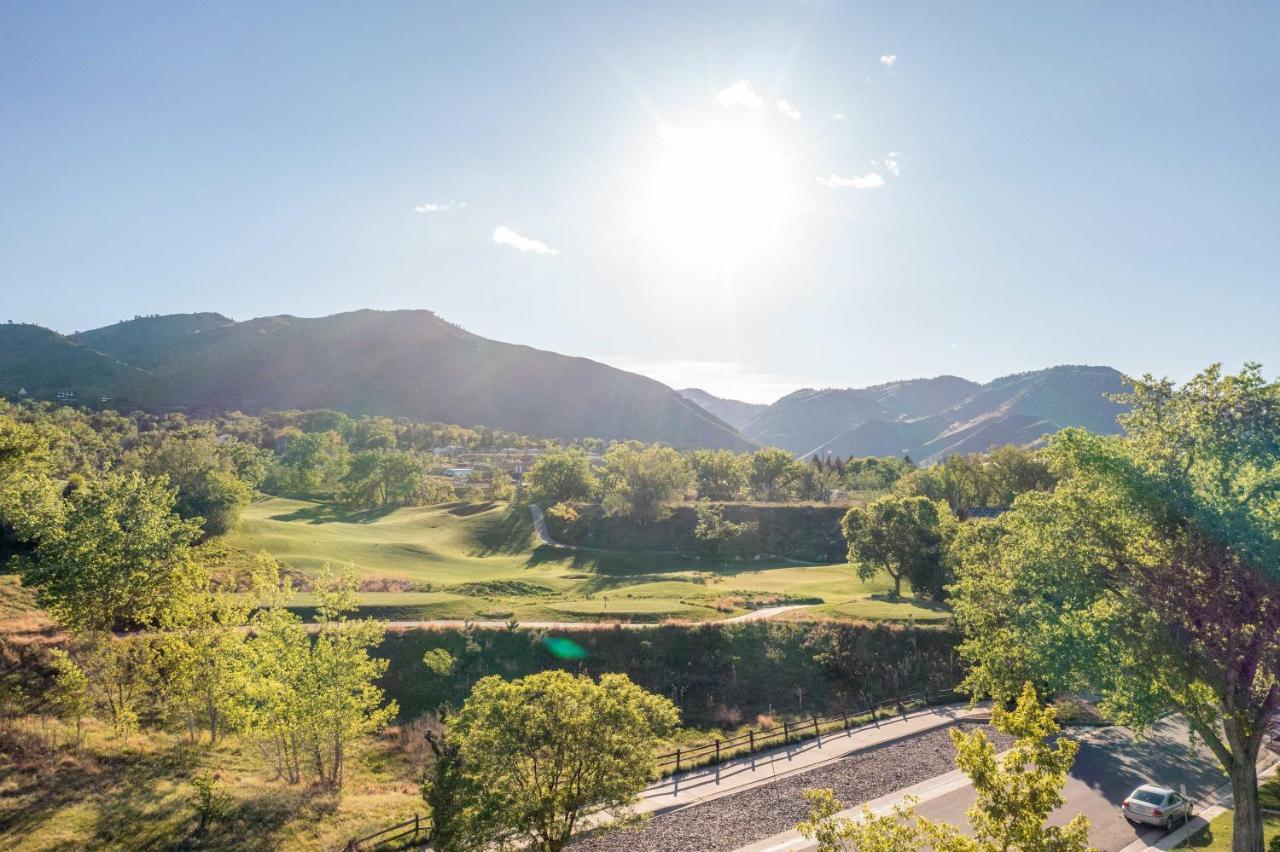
<box><xmin>0</xmin><ymin>716</ymin><xmax>425</xmax><ymax>851</ymax></box>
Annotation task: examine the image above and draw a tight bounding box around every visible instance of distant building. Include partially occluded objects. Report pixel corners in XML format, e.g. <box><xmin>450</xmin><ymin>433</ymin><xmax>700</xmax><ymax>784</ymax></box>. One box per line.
<box><xmin>444</xmin><ymin>467</ymin><xmax>473</xmax><ymax>481</ymax></box>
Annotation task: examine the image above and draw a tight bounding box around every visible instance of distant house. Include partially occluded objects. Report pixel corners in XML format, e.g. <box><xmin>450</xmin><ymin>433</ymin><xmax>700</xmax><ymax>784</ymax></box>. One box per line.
<box><xmin>444</xmin><ymin>467</ymin><xmax>473</xmax><ymax>481</ymax></box>
<box><xmin>963</xmin><ymin>506</ymin><xmax>1010</xmax><ymax>520</ymax></box>
<box><xmin>17</xmin><ymin>387</ymin><xmax>27</xmax><ymax>397</ymax></box>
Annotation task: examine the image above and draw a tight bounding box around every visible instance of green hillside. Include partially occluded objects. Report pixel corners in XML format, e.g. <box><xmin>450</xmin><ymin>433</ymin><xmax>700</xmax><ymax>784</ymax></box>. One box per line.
<box><xmin>223</xmin><ymin>497</ymin><xmax>947</xmax><ymax>623</ymax></box>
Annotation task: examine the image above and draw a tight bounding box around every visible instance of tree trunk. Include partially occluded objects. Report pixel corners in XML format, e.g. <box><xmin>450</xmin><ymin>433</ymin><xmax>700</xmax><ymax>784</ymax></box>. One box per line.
<box><xmin>1229</xmin><ymin>754</ymin><xmax>1263</xmax><ymax>852</ymax></box>
<box><xmin>1222</xmin><ymin>712</ymin><xmax>1265</xmax><ymax>852</ymax></box>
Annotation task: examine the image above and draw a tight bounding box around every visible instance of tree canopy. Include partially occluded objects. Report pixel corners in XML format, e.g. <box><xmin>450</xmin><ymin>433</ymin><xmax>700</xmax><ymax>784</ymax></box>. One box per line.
<box><xmin>436</xmin><ymin>669</ymin><xmax>680</xmax><ymax>851</ymax></box>
<box><xmin>950</xmin><ymin>363</ymin><xmax>1280</xmax><ymax>852</ymax></box>
<box><xmin>841</xmin><ymin>495</ymin><xmax>953</xmax><ymax>599</ymax></box>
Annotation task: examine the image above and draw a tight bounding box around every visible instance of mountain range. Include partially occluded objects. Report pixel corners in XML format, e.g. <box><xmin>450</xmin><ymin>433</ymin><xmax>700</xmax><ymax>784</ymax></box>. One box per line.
<box><xmin>1</xmin><ymin>309</ymin><xmax>1128</xmax><ymax>458</ymax></box>
<box><xmin>1</xmin><ymin>310</ymin><xmax>750</xmax><ymax>450</ymax></box>
<box><xmin>679</xmin><ymin>365</ymin><xmax>1129</xmax><ymax>462</ymax></box>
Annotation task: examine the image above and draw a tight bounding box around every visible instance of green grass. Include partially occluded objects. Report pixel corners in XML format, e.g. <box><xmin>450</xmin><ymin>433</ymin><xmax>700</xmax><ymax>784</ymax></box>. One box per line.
<box><xmin>1176</xmin><ymin>812</ymin><xmax>1280</xmax><ymax>849</ymax></box>
<box><xmin>220</xmin><ymin>496</ymin><xmax>951</xmax><ymax>624</ymax></box>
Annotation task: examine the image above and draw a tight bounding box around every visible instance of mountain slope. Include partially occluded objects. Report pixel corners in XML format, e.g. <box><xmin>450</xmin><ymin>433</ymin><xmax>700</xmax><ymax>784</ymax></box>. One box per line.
<box><xmin>753</xmin><ymin>366</ymin><xmax>1128</xmax><ymax>460</ymax></box>
<box><xmin>72</xmin><ymin>312</ymin><xmax>232</xmax><ymax>366</ymax></box>
<box><xmin>38</xmin><ymin>310</ymin><xmax>752</xmax><ymax>450</ymax></box>
<box><xmin>678</xmin><ymin>388</ymin><xmax>769</xmax><ymax>430</ymax></box>
<box><xmin>0</xmin><ymin>323</ymin><xmax>153</xmax><ymax>403</ymax></box>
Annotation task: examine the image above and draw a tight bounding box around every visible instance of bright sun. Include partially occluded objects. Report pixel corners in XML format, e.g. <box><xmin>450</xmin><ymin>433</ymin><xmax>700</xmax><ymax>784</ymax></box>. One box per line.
<box><xmin>641</xmin><ymin>121</ymin><xmax>796</xmax><ymax>267</ymax></box>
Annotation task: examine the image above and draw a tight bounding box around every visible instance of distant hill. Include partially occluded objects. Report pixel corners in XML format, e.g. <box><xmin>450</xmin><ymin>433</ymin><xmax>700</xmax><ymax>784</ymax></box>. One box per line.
<box><xmin>5</xmin><ymin>310</ymin><xmax>751</xmax><ymax>450</ymax></box>
<box><xmin>749</xmin><ymin>366</ymin><xmax>1129</xmax><ymax>462</ymax></box>
<box><xmin>677</xmin><ymin>388</ymin><xmax>768</xmax><ymax>430</ymax></box>
<box><xmin>0</xmin><ymin>323</ymin><xmax>152</xmax><ymax>404</ymax></box>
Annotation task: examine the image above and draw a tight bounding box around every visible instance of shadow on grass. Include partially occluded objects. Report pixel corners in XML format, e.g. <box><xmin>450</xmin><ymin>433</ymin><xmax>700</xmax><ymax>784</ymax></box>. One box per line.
<box><xmin>443</xmin><ymin>500</ymin><xmax>495</xmax><ymax>517</ymax></box>
<box><xmin>267</xmin><ymin>503</ymin><xmax>398</xmax><ymax>525</ymax></box>
<box><xmin>866</xmin><ymin>593</ymin><xmax>951</xmax><ymax>612</ymax></box>
<box><xmin>466</xmin><ymin>505</ymin><xmax>535</xmax><ymax>557</ymax></box>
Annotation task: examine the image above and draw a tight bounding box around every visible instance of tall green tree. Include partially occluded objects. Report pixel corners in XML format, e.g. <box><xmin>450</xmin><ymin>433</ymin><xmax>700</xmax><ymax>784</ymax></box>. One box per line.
<box><xmin>600</xmin><ymin>442</ymin><xmax>693</xmax><ymax>524</ymax></box>
<box><xmin>686</xmin><ymin>449</ymin><xmax>747</xmax><ymax>501</ymax></box>
<box><xmin>20</xmin><ymin>471</ymin><xmax>204</xmax><ymax>631</ymax></box>
<box><xmin>240</xmin><ymin>563</ymin><xmax>396</xmax><ymax>790</ymax></box>
<box><xmin>842</xmin><ymin>495</ymin><xmax>953</xmax><ymax>599</ymax></box>
<box><xmin>951</xmin><ymin>364</ymin><xmax>1280</xmax><ymax>852</ymax></box>
<box><xmin>523</xmin><ymin>448</ymin><xmax>598</xmax><ymax>506</ymax></box>
<box><xmin>442</xmin><ymin>670</ymin><xmax>680</xmax><ymax>851</ymax></box>
<box><xmin>747</xmin><ymin>447</ymin><xmax>801</xmax><ymax>502</ymax></box>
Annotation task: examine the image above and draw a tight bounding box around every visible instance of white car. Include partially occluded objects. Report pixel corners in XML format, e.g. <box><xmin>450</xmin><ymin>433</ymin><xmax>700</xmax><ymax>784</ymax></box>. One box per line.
<box><xmin>1122</xmin><ymin>784</ymin><xmax>1192</xmax><ymax>829</ymax></box>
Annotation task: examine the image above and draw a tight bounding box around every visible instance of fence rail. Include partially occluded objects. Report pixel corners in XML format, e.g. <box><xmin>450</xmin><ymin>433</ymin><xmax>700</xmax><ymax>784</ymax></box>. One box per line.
<box><xmin>654</xmin><ymin>687</ymin><xmax>956</xmax><ymax>774</ymax></box>
<box><xmin>344</xmin><ymin>813</ymin><xmax>430</xmax><ymax>851</ymax></box>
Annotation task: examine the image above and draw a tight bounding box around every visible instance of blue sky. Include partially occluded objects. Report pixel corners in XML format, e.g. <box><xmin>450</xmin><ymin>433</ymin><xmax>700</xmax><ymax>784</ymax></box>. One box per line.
<box><xmin>3</xmin><ymin>2</ymin><xmax>1278</xmax><ymax>402</ymax></box>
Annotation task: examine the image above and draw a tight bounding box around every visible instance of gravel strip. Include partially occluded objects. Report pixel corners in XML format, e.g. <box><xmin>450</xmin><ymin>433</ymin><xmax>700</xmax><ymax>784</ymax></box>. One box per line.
<box><xmin>574</xmin><ymin>721</ymin><xmax>1012</xmax><ymax>852</ymax></box>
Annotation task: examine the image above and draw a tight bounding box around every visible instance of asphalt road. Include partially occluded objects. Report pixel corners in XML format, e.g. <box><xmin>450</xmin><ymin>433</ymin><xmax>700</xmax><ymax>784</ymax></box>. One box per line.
<box><xmin>377</xmin><ymin>604</ymin><xmax>812</xmax><ymax>632</ymax></box>
<box><xmin>913</xmin><ymin>715</ymin><xmax>1235</xmax><ymax>851</ymax></box>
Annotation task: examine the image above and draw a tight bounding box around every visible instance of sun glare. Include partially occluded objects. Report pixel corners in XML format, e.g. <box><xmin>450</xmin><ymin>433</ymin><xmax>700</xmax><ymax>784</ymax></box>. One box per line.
<box><xmin>641</xmin><ymin>121</ymin><xmax>796</xmax><ymax>267</ymax></box>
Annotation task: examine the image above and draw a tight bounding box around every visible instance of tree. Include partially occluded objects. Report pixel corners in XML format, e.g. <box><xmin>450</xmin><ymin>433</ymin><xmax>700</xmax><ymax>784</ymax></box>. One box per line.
<box><xmin>268</xmin><ymin>430</ymin><xmax>350</xmax><ymax>494</ymax></box>
<box><xmin>485</xmin><ymin>469</ymin><xmax>516</xmax><ymax>501</ymax></box>
<box><xmin>46</xmin><ymin>648</ymin><xmax>92</xmax><ymax>747</ymax></box>
<box><xmin>240</xmin><ymin>564</ymin><xmax>396</xmax><ymax>790</ymax></box>
<box><xmin>159</xmin><ymin>584</ymin><xmax>252</xmax><ymax>744</ymax></box>
<box><xmin>692</xmin><ymin>500</ymin><xmax>755</xmax><ymax>557</ymax></box>
<box><xmin>443</xmin><ymin>670</ymin><xmax>680</xmax><ymax>851</ymax></box>
<box><xmin>600</xmin><ymin>442</ymin><xmax>693</xmax><ymax>524</ymax></box>
<box><xmin>841</xmin><ymin>495</ymin><xmax>952</xmax><ymax>599</ymax></box>
<box><xmin>127</xmin><ymin>426</ymin><xmax>266</xmax><ymax>537</ymax></box>
<box><xmin>950</xmin><ymin>364</ymin><xmax>1280</xmax><ymax>852</ymax></box>
<box><xmin>687</xmin><ymin>449</ymin><xmax>747</xmax><ymax>501</ymax></box>
<box><xmin>796</xmin><ymin>683</ymin><xmax>1091</xmax><ymax>852</ymax></box>
<box><xmin>747</xmin><ymin>447</ymin><xmax>801</xmax><ymax>502</ymax></box>
<box><xmin>20</xmin><ymin>471</ymin><xmax>204</xmax><ymax>631</ymax></box>
<box><xmin>524</xmin><ymin>448</ymin><xmax>598</xmax><ymax>506</ymax></box>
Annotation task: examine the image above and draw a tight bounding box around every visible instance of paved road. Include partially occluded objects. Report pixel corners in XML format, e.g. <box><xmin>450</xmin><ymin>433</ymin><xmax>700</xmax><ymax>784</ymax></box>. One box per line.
<box><xmin>913</xmin><ymin>716</ymin><xmax>1233</xmax><ymax>851</ymax></box>
<box><xmin>742</xmin><ymin>715</ymin><xmax>1268</xmax><ymax>852</ymax></box>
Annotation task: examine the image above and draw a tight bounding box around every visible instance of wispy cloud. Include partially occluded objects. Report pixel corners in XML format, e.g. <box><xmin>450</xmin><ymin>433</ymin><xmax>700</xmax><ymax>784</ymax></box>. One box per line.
<box><xmin>776</xmin><ymin>99</ymin><xmax>802</xmax><ymax>120</ymax></box>
<box><xmin>883</xmin><ymin>154</ymin><xmax>901</xmax><ymax>177</ymax></box>
<box><xmin>492</xmin><ymin>226</ymin><xmax>559</xmax><ymax>256</ymax></box>
<box><xmin>817</xmin><ymin>172</ymin><xmax>886</xmax><ymax>189</ymax></box>
<box><xmin>714</xmin><ymin>80</ymin><xmax>765</xmax><ymax>110</ymax></box>
<box><xmin>880</xmin><ymin>54</ymin><xmax>897</xmax><ymax>67</ymax></box>
<box><xmin>414</xmin><ymin>201</ymin><xmax>466</xmax><ymax>213</ymax></box>
<box><xmin>832</xmin><ymin>112</ymin><xmax>848</xmax><ymax>122</ymax></box>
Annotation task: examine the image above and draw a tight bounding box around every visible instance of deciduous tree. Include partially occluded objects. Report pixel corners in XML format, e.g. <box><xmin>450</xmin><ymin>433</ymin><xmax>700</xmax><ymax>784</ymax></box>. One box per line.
<box><xmin>443</xmin><ymin>670</ymin><xmax>680</xmax><ymax>851</ymax></box>
<box><xmin>951</xmin><ymin>364</ymin><xmax>1280</xmax><ymax>852</ymax></box>
<box><xmin>841</xmin><ymin>495</ymin><xmax>952</xmax><ymax>599</ymax></box>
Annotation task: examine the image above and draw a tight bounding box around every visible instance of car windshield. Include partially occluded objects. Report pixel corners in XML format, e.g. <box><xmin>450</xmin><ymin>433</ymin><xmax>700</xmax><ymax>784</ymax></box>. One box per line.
<box><xmin>1133</xmin><ymin>790</ymin><xmax>1167</xmax><ymax>805</ymax></box>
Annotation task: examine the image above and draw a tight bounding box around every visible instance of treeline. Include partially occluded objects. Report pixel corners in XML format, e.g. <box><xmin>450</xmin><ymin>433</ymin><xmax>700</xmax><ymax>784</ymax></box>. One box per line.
<box><xmin>0</xmin><ymin>402</ymin><xmax>551</xmax><ymax>555</ymax></box>
<box><xmin>525</xmin><ymin>441</ymin><xmax>1055</xmax><ymax>525</ymax></box>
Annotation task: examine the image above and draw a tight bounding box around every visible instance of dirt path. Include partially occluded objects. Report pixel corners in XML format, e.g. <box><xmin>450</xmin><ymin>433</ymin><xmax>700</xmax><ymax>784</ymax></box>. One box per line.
<box><xmin>378</xmin><ymin>604</ymin><xmax>810</xmax><ymax>632</ymax></box>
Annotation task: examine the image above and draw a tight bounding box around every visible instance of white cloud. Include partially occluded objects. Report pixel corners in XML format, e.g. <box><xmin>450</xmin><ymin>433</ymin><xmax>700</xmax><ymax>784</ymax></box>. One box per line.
<box><xmin>492</xmin><ymin>226</ymin><xmax>559</xmax><ymax>256</ymax></box>
<box><xmin>880</xmin><ymin>54</ymin><xmax>897</xmax><ymax>67</ymax></box>
<box><xmin>414</xmin><ymin>201</ymin><xmax>466</xmax><ymax>213</ymax></box>
<box><xmin>714</xmin><ymin>80</ymin><xmax>765</xmax><ymax>110</ymax></box>
<box><xmin>884</xmin><ymin>157</ymin><xmax>900</xmax><ymax>177</ymax></box>
<box><xmin>817</xmin><ymin>172</ymin><xmax>886</xmax><ymax>189</ymax></box>
<box><xmin>775</xmin><ymin>99</ymin><xmax>802</xmax><ymax>120</ymax></box>
<box><xmin>832</xmin><ymin>112</ymin><xmax>848</xmax><ymax>122</ymax></box>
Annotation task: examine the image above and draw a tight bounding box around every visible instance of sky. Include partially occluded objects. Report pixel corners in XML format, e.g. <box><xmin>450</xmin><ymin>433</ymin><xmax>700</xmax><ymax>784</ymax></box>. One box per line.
<box><xmin>2</xmin><ymin>2</ymin><xmax>1279</xmax><ymax>403</ymax></box>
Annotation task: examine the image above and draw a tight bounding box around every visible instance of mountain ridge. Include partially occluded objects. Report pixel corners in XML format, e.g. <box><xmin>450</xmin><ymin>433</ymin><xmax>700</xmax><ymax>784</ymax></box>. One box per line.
<box><xmin>4</xmin><ymin>310</ymin><xmax>751</xmax><ymax>450</ymax></box>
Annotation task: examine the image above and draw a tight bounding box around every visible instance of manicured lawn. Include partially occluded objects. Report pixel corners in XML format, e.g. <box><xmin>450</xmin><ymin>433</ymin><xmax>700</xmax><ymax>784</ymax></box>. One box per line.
<box><xmin>1176</xmin><ymin>811</ymin><xmax>1280</xmax><ymax>849</ymax></box>
<box><xmin>219</xmin><ymin>496</ymin><xmax>951</xmax><ymax>625</ymax></box>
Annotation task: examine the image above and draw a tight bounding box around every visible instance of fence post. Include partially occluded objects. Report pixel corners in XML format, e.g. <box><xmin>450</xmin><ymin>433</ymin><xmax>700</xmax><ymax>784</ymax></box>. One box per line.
<box><xmin>675</xmin><ymin>748</ymin><xmax>681</xmax><ymax>773</ymax></box>
<box><xmin>749</xmin><ymin>730</ymin><xmax>755</xmax><ymax>752</ymax></box>
<box><xmin>812</xmin><ymin>714</ymin><xmax>820</xmax><ymax>745</ymax></box>
<box><xmin>414</xmin><ymin>814</ymin><xmax>419</xmax><ymax>838</ymax></box>
<box><xmin>842</xmin><ymin>710</ymin><xmax>849</xmax><ymax>731</ymax></box>
<box><xmin>715</xmin><ymin>739</ymin><xmax>721</xmax><ymax>763</ymax></box>
<box><xmin>783</xmin><ymin>720</ymin><xmax>789</xmax><ymax>744</ymax></box>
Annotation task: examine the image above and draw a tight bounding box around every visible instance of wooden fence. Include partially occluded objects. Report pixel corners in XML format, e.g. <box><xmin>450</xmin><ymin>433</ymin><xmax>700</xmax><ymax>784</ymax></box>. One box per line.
<box><xmin>653</xmin><ymin>687</ymin><xmax>955</xmax><ymax>775</ymax></box>
<box><xmin>343</xmin><ymin>813</ymin><xmax>430</xmax><ymax>851</ymax></box>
